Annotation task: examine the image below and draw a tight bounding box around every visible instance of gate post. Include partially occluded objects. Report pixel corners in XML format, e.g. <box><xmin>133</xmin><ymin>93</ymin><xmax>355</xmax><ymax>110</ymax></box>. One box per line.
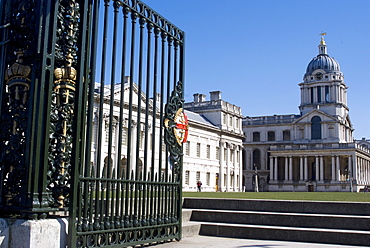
<box><xmin>0</xmin><ymin>0</ymin><xmax>83</xmax><ymax>219</ymax></box>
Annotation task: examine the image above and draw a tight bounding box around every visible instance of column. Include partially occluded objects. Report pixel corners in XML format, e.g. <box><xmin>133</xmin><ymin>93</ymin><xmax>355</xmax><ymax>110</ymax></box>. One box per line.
<box><xmin>315</xmin><ymin>156</ymin><xmax>319</xmax><ymax>181</ymax></box>
<box><xmin>285</xmin><ymin>157</ymin><xmax>288</xmax><ymax>181</ymax></box>
<box><xmin>219</xmin><ymin>141</ymin><xmax>224</xmax><ymax>192</ymax></box>
<box><xmin>321</xmin><ymin>86</ymin><xmax>324</xmax><ymax>102</ymax></box>
<box><xmin>348</xmin><ymin>155</ymin><xmax>352</xmax><ymax>179</ymax></box>
<box><xmin>289</xmin><ymin>156</ymin><xmax>293</xmax><ymax>181</ymax></box>
<box><xmin>300</xmin><ymin>156</ymin><xmax>303</xmax><ymax>181</ymax></box>
<box><xmin>331</xmin><ymin>156</ymin><xmax>336</xmax><ymax>181</ymax></box>
<box><xmin>274</xmin><ymin>157</ymin><xmax>278</xmax><ymax>181</ymax></box>
<box><xmin>336</xmin><ymin>156</ymin><xmax>340</xmax><ymax>181</ymax></box>
<box><xmin>320</xmin><ymin>156</ymin><xmax>324</xmax><ymax>181</ymax></box>
<box><xmin>226</xmin><ymin>144</ymin><xmax>230</xmax><ymax>191</ymax></box>
<box><xmin>300</xmin><ymin>88</ymin><xmax>304</xmax><ymax>104</ymax></box>
<box><xmin>304</xmin><ymin>156</ymin><xmax>308</xmax><ymax>181</ymax></box>
<box><xmin>270</xmin><ymin>156</ymin><xmax>274</xmax><ymax>181</ymax></box>
<box><xmin>233</xmin><ymin>148</ymin><xmax>237</xmax><ymax>192</ymax></box>
<box><xmin>239</xmin><ymin>147</ymin><xmax>243</xmax><ymax>192</ymax></box>
<box><xmin>352</xmin><ymin>155</ymin><xmax>357</xmax><ymax>184</ymax></box>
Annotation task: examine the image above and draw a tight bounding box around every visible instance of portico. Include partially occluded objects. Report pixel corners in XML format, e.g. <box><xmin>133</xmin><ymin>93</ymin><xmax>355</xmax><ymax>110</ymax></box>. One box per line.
<box><xmin>242</xmin><ymin>37</ymin><xmax>370</xmax><ymax>192</ymax></box>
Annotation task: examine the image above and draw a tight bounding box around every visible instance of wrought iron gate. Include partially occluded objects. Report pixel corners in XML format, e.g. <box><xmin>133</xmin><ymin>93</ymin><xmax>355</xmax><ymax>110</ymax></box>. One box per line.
<box><xmin>68</xmin><ymin>0</ymin><xmax>185</xmax><ymax>247</ymax></box>
<box><xmin>0</xmin><ymin>0</ymin><xmax>185</xmax><ymax>247</ymax></box>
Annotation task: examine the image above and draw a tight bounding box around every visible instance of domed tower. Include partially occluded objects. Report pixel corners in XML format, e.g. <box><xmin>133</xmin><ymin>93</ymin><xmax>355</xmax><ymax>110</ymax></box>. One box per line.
<box><xmin>299</xmin><ymin>36</ymin><xmax>348</xmax><ymax>119</ymax></box>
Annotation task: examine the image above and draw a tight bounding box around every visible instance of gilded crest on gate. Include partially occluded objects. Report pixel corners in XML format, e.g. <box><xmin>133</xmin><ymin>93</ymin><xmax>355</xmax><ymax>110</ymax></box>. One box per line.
<box><xmin>164</xmin><ymin>108</ymin><xmax>189</xmax><ymax>145</ymax></box>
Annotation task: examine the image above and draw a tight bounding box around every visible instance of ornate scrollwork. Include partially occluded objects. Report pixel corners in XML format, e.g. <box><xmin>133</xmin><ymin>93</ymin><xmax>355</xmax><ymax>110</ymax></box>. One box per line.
<box><xmin>0</xmin><ymin>0</ymin><xmax>36</xmax><ymax>207</ymax></box>
<box><xmin>164</xmin><ymin>81</ymin><xmax>185</xmax><ymax>178</ymax></box>
<box><xmin>47</xmin><ymin>0</ymin><xmax>80</xmax><ymax>208</ymax></box>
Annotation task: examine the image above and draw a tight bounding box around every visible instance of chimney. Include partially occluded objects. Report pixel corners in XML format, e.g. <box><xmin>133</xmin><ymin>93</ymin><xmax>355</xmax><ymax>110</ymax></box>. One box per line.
<box><xmin>193</xmin><ymin>93</ymin><xmax>206</xmax><ymax>102</ymax></box>
<box><xmin>210</xmin><ymin>91</ymin><xmax>221</xmax><ymax>101</ymax></box>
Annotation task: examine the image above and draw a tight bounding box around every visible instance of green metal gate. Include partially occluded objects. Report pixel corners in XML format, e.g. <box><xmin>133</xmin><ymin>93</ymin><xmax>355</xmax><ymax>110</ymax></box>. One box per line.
<box><xmin>0</xmin><ymin>0</ymin><xmax>185</xmax><ymax>247</ymax></box>
<box><xmin>69</xmin><ymin>0</ymin><xmax>185</xmax><ymax>247</ymax></box>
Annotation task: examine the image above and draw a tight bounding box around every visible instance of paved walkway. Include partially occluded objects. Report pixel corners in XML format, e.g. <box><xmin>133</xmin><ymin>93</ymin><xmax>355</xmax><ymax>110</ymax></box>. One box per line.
<box><xmin>148</xmin><ymin>236</ymin><xmax>367</xmax><ymax>248</ymax></box>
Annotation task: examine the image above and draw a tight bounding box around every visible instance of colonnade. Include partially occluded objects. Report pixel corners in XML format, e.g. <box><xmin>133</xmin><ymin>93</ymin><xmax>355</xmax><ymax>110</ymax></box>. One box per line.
<box><xmin>300</xmin><ymin>83</ymin><xmax>347</xmax><ymax>105</ymax></box>
<box><xmin>269</xmin><ymin>154</ymin><xmax>357</xmax><ymax>182</ymax></box>
<box><xmin>357</xmin><ymin>156</ymin><xmax>370</xmax><ymax>185</ymax></box>
<box><xmin>219</xmin><ymin>141</ymin><xmax>243</xmax><ymax>192</ymax></box>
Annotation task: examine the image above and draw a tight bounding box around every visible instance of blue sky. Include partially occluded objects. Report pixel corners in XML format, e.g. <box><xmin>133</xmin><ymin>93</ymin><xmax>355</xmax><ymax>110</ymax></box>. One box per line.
<box><xmin>143</xmin><ymin>0</ymin><xmax>370</xmax><ymax>139</ymax></box>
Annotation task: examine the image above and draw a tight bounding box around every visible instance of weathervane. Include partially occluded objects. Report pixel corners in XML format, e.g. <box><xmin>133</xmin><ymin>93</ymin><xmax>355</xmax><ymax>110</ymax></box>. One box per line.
<box><xmin>319</xmin><ymin>32</ymin><xmax>327</xmax><ymax>44</ymax></box>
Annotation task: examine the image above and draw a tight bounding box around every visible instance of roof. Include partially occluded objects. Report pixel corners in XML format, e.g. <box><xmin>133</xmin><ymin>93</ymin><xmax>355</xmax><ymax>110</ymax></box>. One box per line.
<box><xmin>185</xmin><ymin>110</ymin><xmax>216</xmax><ymax>128</ymax></box>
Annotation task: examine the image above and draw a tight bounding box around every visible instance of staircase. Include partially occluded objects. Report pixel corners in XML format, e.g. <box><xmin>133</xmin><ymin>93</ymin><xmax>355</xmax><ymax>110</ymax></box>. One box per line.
<box><xmin>182</xmin><ymin>198</ymin><xmax>370</xmax><ymax>246</ymax></box>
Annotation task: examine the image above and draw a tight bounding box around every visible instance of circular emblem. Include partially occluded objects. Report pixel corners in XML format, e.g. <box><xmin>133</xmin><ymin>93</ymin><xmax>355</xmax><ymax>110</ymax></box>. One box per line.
<box><xmin>165</xmin><ymin>108</ymin><xmax>189</xmax><ymax>145</ymax></box>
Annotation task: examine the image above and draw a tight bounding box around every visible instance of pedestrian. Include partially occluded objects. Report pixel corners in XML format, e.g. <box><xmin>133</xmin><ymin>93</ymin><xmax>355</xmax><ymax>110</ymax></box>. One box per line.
<box><xmin>197</xmin><ymin>181</ymin><xmax>202</xmax><ymax>192</ymax></box>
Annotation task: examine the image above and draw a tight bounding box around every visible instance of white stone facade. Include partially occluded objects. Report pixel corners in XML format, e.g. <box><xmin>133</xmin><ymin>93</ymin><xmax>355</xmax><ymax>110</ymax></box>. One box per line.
<box><xmin>242</xmin><ymin>38</ymin><xmax>370</xmax><ymax>192</ymax></box>
<box><xmin>184</xmin><ymin>91</ymin><xmax>244</xmax><ymax>192</ymax></box>
<box><xmin>91</xmin><ymin>80</ymin><xmax>244</xmax><ymax>192</ymax></box>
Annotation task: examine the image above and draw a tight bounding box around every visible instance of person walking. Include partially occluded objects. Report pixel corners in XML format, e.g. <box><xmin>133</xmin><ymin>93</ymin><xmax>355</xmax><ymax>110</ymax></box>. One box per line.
<box><xmin>197</xmin><ymin>181</ymin><xmax>202</xmax><ymax>192</ymax></box>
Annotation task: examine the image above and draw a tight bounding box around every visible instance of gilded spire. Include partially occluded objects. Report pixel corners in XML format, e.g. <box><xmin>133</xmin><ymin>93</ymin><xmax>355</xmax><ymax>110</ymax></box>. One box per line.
<box><xmin>318</xmin><ymin>32</ymin><xmax>327</xmax><ymax>54</ymax></box>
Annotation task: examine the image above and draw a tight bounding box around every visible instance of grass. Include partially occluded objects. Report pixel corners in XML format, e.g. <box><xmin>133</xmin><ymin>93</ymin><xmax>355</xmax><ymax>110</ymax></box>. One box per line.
<box><xmin>182</xmin><ymin>192</ymin><xmax>370</xmax><ymax>202</ymax></box>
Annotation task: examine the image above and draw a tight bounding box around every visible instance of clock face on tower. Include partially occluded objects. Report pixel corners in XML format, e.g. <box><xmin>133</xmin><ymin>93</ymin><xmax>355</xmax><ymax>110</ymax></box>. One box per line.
<box><xmin>315</xmin><ymin>72</ymin><xmax>323</xmax><ymax>80</ymax></box>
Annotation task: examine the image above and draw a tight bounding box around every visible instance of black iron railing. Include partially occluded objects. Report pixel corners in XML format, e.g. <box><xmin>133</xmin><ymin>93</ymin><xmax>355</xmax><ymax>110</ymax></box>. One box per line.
<box><xmin>68</xmin><ymin>0</ymin><xmax>185</xmax><ymax>247</ymax></box>
<box><xmin>0</xmin><ymin>0</ymin><xmax>184</xmax><ymax>247</ymax></box>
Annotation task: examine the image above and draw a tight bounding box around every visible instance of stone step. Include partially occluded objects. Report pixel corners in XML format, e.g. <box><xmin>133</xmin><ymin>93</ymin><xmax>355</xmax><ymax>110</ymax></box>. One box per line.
<box><xmin>181</xmin><ymin>221</ymin><xmax>201</xmax><ymax>239</ymax></box>
<box><xmin>199</xmin><ymin>222</ymin><xmax>370</xmax><ymax>246</ymax></box>
<box><xmin>182</xmin><ymin>208</ymin><xmax>193</xmax><ymax>222</ymax></box>
<box><xmin>181</xmin><ymin>208</ymin><xmax>201</xmax><ymax>238</ymax></box>
<box><xmin>183</xmin><ymin>198</ymin><xmax>370</xmax><ymax>215</ymax></box>
<box><xmin>190</xmin><ymin>209</ymin><xmax>370</xmax><ymax>231</ymax></box>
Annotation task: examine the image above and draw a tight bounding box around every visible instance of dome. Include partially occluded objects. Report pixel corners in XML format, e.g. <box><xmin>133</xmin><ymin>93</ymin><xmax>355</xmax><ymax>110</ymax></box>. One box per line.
<box><xmin>304</xmin><ymin>37</ymin><xmax>341</xmax><ymax>77</ymax></box>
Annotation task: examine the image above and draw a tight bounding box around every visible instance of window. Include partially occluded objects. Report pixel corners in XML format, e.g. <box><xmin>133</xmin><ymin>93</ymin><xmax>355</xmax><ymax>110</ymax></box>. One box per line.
<box><xmin>311</xmin><ymin>116</ymin><xmax>322</xmax><ymax>140</ymax></box>
<box><xmin>223</xmin><ymin>113</ymin><xmax>226</xmax><ymax>124</ymax></box>
<box><xmin>236</xmin><ymin>119</ymin><xmax>239</xmax><ymax>128</ymax></box>
<box><xmin>185</xmin><ymin>141</ymin><xmax>190</xmax><ymax>156</ymax></box>
<box><xmin>206</xmin><ymin>172</ymin><xmax>210</xmax><ymax>186</ymax></box>
<box><xmin>139</xmin><ymin>131</ymin><xmax>144</xmax><ymax>149</ymax></box>
<box><xmin>162</xmin><ymin>138</ymin><xmax>165</xmax><ymax>152</ymax></box>
<box><xmin>253</xmin><ymin>132</ymin><xmax>260</xmax><ymax>142</ymax></box>
<box><xmin>185</xmin><ymin>171</ymin><xmax>190</xmax><ymax>185</ymax></box>
<box><xmin>229</xmin><ymin>116</ymin><xmax>233</xmax><ymax>126</ymax></box>
<box><xmin>223</xmin><ymin>148</ymin><xmax>227</xmax><ymax>161</ymax></box>
<box><xmin>196</xmin><ymin>171</ymin><xmax>200</xmax><ymax>182</ymax></box>
<box><xmin>105</xmin><ymin>127</ymin><xmax>109</xmax><ymax>142</ymax></box>
<box><xmin>267</xmin><ymin>131</ymin><xmax>275</xmax><ymax>141</ymax></box>
<box><xmin>122</xmin><ymin>127</ymin><xmax>128</xmax><ymax>146</ymax></box>
<box><xmin>196</xmin><ymin>143</ymin><xmax>201</xmax><ymax>157</ymax></box>
<box><xmin>206</xmin><ymin>145</ymin><xmax>210</xmax><ymax>159</ymax></box>
<box><xmin>317</xmin><ymin>86</ymin><xmax>322</xmax><ymax>102</ymax></box>
<box><xmin>252</xmin><ymin>149</ymin><xmax>261</xmax><ymax>170</ymax></box>
<box><xmin>230</xmin><ymin>150</ymin><xmax>234</xmax><ymax>162</ymax></box>
<box><xmin>325</xmin><ymin>86</ymin><xmax>329</xmax><ymax>102</ymax></box>
<box><xmin>310</xmin><ymin>88</ymin><xmax>314</xmax><ymax>103</ymax></box>
<box><xmin>216</xmin><ymin>147</ymin><xmax>219</xmax><ymax>160</ymax></box>
<box><xmin>230</xmin><ymin>173</ymin><xmax>234</xmax><ymax>187</ymax></box>
<box><xmin>283</xmin><ymin>130</ymin><xmax>291</xmax><ymax>141</ymax></box>
<box><xmin>237</xmin><ymin>150</ymin><xmax>240</xmax><ymax>163</ymax></box>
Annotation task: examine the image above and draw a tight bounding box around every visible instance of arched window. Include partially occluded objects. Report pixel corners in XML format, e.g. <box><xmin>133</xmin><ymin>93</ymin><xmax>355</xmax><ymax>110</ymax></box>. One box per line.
<box><xmin>311</xmin><ymin>116</ymin><xmax>322</xmax><ymax>140</ymax></box>
<box><xmin>119</xmin><ymin>157</ymin><xmax>127</xmax><ymax>178</ymax></box>
<box><xmin>252</xmin><ymin>149</ymin><xmax>261</xmax><ymax>170</ymax></box>
<box><xmin>267</xmin><ymin>131</ymin><xmax>275</xmax><ymax>141</ymax></box>
<box><xmin>253</xmin><ymin>132</ymin><xmax>260</xmax><ymax>142</ymax></box>
<box><xmin>283</xmin><ymin>130</ymin><xmax>291</xmax><ymax>141</ymax></box>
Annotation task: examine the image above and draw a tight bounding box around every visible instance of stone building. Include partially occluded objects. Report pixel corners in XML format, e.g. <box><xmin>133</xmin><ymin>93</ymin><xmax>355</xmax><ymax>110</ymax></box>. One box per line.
<box><xmin>184</xmin><ymin>91</ymin><xmax>244</xmax><ymax>192</ymax></box>
<box><xmin>242</xmin><ymin>37</ymin><xmax>370</xmax><ymax>192</ymax></box>
<box><xmin>91</xmin><ymin>79</ymin><xmax>244</xmax><ymax>192</ymax></box>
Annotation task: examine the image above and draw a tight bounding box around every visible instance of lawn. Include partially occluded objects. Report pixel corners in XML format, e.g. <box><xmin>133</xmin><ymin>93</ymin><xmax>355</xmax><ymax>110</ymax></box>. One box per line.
<box><xmin>182</xmin><ymin>192</ymin><xmax>370</xmax><ymax>202</ymax></box>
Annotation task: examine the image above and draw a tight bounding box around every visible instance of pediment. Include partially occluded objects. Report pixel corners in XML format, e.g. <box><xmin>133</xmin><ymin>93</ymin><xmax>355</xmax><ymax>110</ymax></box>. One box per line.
<box><xmin>293</xmin><ymin>109</ymin><xmax>337</xmax><ymax>124</ymax></box>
